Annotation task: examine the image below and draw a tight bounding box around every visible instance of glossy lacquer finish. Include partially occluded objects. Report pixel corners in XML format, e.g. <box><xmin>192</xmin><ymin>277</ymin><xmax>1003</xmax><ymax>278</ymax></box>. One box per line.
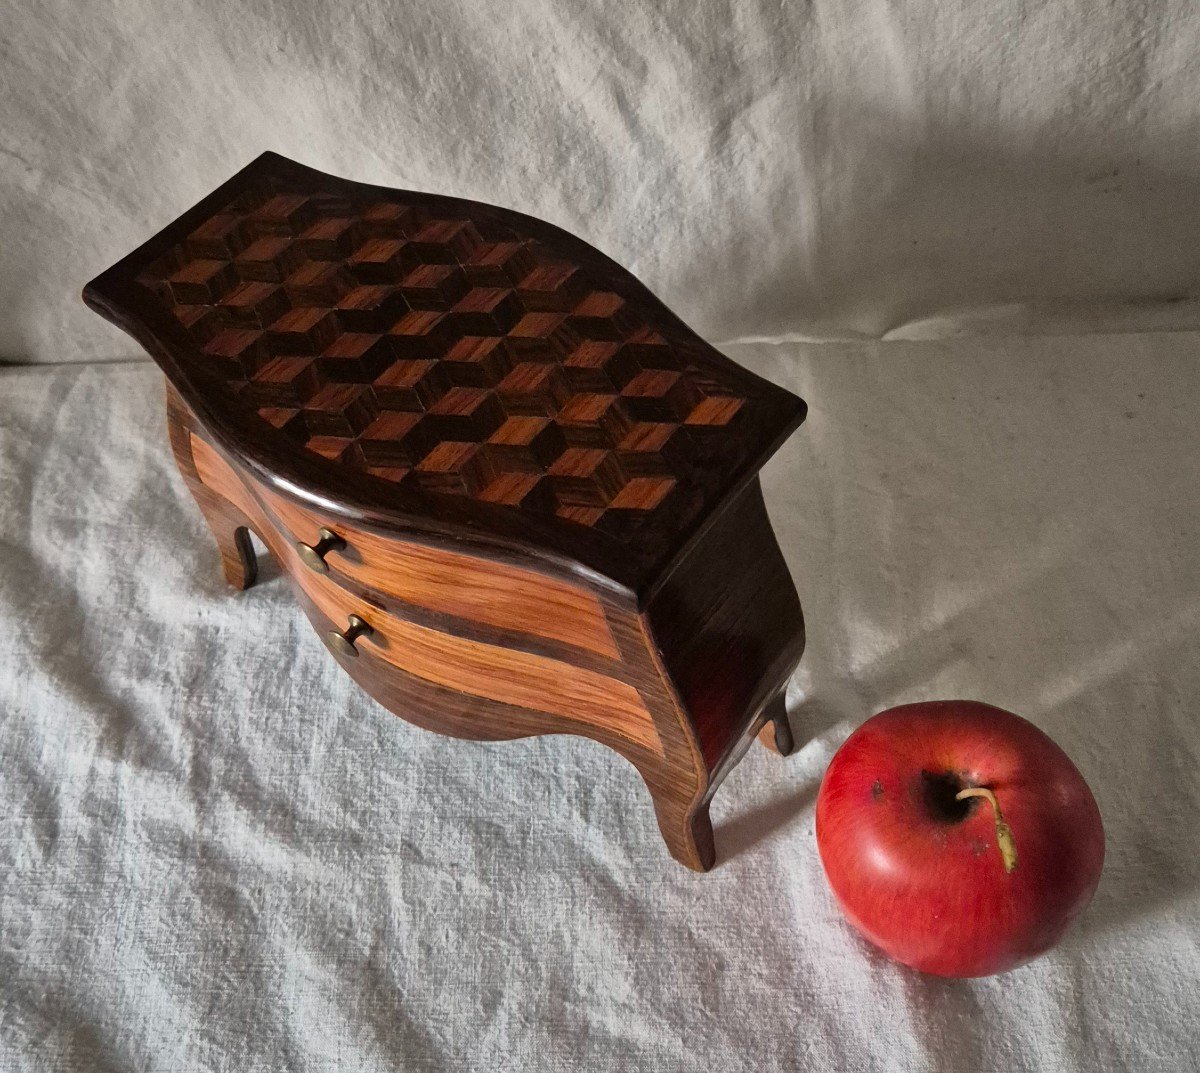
<box><xmin>84</xmin><ymin>153</ymin><xmax>807</xmax><ymax>869</ymax></box>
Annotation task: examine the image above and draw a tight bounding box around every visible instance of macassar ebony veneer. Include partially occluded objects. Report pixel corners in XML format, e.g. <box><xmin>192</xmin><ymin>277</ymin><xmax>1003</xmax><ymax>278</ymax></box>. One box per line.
<box><xmin>83</xmin><ymin>152</ymin><xmax>807</xmax><ymax>870</ymax></box>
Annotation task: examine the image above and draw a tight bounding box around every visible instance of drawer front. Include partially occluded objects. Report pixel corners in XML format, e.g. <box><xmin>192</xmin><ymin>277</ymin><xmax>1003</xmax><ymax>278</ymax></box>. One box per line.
<box><xmin>189</xmin><ymin>434</ymin><xmax>662</xmax><ymax>757</ymax></box>
<box><xmin>256</xmin><ymin>477</ymin><xmax>620</xmax><ymax>661</ymax></box>
<box><xmin>294</xmin><ymin>556</ymin><xmax>661</xmax><ymax>755</ymax></box>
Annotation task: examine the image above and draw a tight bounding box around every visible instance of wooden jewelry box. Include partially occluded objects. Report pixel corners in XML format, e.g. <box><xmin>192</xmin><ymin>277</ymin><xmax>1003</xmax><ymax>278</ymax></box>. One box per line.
<box><xmin>82</xmin><ymin>152</ymin><xmax>806</xmax><ymax>870</ymax></box>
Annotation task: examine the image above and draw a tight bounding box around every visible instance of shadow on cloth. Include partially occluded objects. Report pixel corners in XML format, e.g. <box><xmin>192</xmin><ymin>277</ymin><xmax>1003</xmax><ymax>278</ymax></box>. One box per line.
<box><xmin>704</xmin><ymin>102</ymin><xmax>1200</xmax><ymax>340</ymax></box>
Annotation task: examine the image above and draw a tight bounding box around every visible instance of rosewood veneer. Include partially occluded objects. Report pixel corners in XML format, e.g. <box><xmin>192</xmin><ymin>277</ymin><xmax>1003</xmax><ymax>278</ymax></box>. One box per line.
<box><xmin>83</xmin><ymin>152</ymin><xmax>806</xmax><ymax>870</ymax></box>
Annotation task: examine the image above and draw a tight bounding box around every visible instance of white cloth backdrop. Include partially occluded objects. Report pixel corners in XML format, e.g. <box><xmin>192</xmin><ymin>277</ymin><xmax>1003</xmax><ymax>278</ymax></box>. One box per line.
<box><xmin>4</xmin><ymin>0</ymin><xmax>1200</xmax><ymax>364</ymax></box>
<box><xmin>3</xmin><ymin>337</ymin><xmax>1199</xmax><ymax>1070</ymax></box>
<box><xmin>3</xmin><ymin>1</ymin><xmax>1200</xmax><ymax>1069</ymax></box>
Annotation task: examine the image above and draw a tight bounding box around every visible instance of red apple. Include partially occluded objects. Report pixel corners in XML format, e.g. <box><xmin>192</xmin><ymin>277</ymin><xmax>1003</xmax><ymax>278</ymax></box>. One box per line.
<box><xmin>815</xmin><ymin>700</ymin><xmax>1104</xmax><ymax>977</ymax></box>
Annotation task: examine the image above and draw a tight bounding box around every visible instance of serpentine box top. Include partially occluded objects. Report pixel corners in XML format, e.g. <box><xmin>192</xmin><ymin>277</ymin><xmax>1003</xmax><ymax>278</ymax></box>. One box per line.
<box><xmin>83</xmin><ymin>152</ymin><xmax>805</xmax><ymax>598</ymax></box>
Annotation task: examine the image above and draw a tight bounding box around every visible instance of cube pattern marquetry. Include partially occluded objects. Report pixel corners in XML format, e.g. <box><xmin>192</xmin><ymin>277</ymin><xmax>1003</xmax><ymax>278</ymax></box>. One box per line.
<box><xmin>131</xmin><ymin>173</ymin><xmax>778</xmax><ymax>547</ymax></box>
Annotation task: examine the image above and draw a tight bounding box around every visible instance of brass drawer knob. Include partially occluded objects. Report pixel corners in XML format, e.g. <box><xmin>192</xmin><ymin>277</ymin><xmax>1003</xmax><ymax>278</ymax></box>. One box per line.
<box><xmin>295</xmin><ymin>527</ymin><xmax>345</xmax><ymax>573</ymax></box>
<box><xmin>327</xmin><ymin>614</ymin><xmax>373</xmax><ymax>658</ymax></box>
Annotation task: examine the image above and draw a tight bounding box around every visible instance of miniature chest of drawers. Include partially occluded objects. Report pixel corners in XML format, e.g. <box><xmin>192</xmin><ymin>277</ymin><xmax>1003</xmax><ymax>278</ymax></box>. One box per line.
<box><xmin>83</xmin><ymin>152</ymin><xmax>806</xmax><ymax>870</ymax></box>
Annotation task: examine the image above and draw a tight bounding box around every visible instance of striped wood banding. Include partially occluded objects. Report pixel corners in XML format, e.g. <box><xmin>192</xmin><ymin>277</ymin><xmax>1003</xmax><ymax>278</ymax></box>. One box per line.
<box><xmin>190</xmin><ymin>434</ymin><xmax>662</xmax><ymax>756</ymax></box>
<box><xmin>256</xmin><ymin>479</ymin><xmax>620</xmax><ymax>660</ymax></box>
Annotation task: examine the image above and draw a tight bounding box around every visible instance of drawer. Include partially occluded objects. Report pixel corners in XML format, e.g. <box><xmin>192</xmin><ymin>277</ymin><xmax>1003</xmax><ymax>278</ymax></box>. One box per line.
<box><xmin>189</xmin><ymin>432</ymin><xmax>662</xmax><ymax>757</ymax></box>
<box><xmin>255</xmin><ymin>475</ymin><xmax>621</xmax><ymax>661</ymax></box>
<box><xmin>293</xmin><ymin>554</ymin><xmax>661</xmax><ymax>755</ymax></box>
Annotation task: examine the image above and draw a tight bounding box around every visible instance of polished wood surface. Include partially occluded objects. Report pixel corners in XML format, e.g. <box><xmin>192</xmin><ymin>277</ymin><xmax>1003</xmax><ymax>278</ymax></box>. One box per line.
<box><xmin>171</xmin><ymin>382</ymin><xmax>803</xmax><ymax>869</ymax></box>
<box><xmin>193</xmin><ymin>431</ymin><xmax>661</xmax><ymax>754</ymax></box>
<box><xmin>83</xmin><ymin>152</ymin><xmax>805</xmax><ymax>596</ymax></box>
<box><xmin>171</xmin><ymin>388</ymin><xmax>713</xmax><ymax>865</ymax></box>
<box><xmin>647</xmin><ymin>479</ymin><xmax>806</xmax><ymax>773</ymax></box>
<box><xmin>87</xmin><ymin>155</ymin><xmax>807</xmax><ymax>869</ymax></box>
<box><xmin>254</xmin><ymin>473</ymin><xmax>620</xmax><ymax>659</ymax></box>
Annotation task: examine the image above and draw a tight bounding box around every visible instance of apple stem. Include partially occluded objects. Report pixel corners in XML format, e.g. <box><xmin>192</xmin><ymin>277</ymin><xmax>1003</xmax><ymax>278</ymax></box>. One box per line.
<box><xmin>955</xmin><ymin>787</ymin><xmax>1018</xmax><ymax>873</ymax></box>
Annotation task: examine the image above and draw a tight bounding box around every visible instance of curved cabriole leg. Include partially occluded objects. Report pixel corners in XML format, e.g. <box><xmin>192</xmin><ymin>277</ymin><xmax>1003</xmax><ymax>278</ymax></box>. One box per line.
<box><xmin>193</xmin><ymin>495</ymin><xmax>259</xmax><ymax>590</ymax></box>
<box><xmin>756</xmin><ymin>691</ymin><xmax>796</xmax><ymax>757</ymax></box>
<box><xmin>648</xmin><ymin>785</ymin><xmax>715</xmax><ymax>872</ymax></box>
<box><xmin>165</xmin><ymin>384</ymin><xmax>259</xmax><ymax>590</ymax></box>
<box><xmin>770</xmin><ymin>713</ymin><xmax>795</xmax><ymax>756</ymax></box>
<box><xmin>644</xmin><ymin>478</ymin><xmax>805</xmax><ymax>869</ymax></box>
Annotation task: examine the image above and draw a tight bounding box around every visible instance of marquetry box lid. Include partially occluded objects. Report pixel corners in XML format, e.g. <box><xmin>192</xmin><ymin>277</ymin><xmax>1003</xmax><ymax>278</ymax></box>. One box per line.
<box><xmin>84</xmin><ymin>153</ymin><xmax>805</xmax><ymax>598</ymax></box>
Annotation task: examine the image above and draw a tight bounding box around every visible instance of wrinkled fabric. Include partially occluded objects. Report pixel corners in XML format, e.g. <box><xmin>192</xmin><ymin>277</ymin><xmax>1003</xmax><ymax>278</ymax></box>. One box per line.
<box><xmin>1</xmin><ymin>337</ymin><xmax>1197</xmax><ymax>1071</ymax></box>
<box><xmin>4</xmin><ymin>3</ymin><xmax>1200</xmax><ymax>1064</ymax></box>
<box><xmin>5</xmin><ymin>0</ymin><xmax>1200</xmax><ymax>366</ymax></box>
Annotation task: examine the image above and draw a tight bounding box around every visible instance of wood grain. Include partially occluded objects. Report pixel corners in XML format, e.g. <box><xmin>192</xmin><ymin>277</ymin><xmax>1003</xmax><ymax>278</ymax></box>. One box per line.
<box><xmin>107</xmin><ymin>151</ymin><xmax>812</xmax><ymax>871</ymax></box>
<box><xmin>84</xmin><ymin>151</ymin><xmax>806</xmax><ymax>596</ymax></box>
<box><xmin>170</xmin><ymin>389</ymin><xmax>719</xmax><ymax>868</ymax></box>
<box><xmin>190</xmin><ymin>432</ymin><xmax>661</xmax><ymax>756</ymax></box>
<box><xmin>167</xmin><ymin>370</ymin><xmax>804</xmax><ymax>871</ymax></box>
<box><xmin>255</xmin><ymin>477</ymin><xmax>620</xmax><ymax>659</ymax></box>
<box><xmin>646</xmin><ymin>478</ymin><xmax>805</xmax><ymax>774</ymax></box>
